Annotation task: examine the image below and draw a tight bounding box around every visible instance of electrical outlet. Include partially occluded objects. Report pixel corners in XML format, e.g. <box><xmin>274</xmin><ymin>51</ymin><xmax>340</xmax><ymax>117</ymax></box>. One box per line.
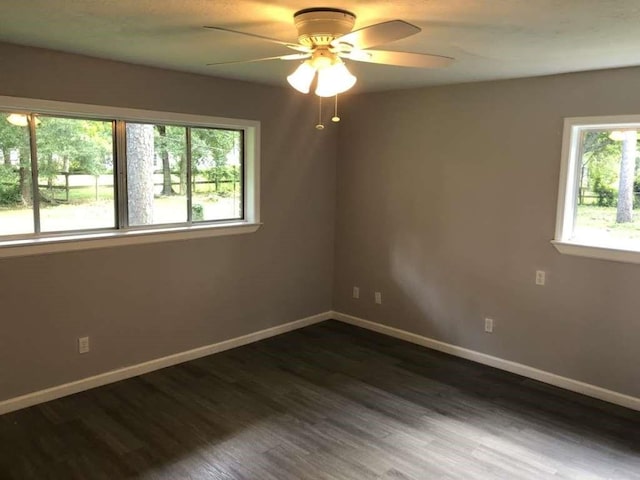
<box><xmin>352</xmin><ymin>286</ymin><xmax>360</xmax><ymax>299</ymax></box>
<box><xmin>374</xmin><ymin>292</ymin><xmax>382</xmax><ymax>304</ymax></box>
<box><xmin>78</xmin><ymin>336</ymin><xmax>90</xmax><ymax>354</ymax></box>
<box><xmin>484</xmin><ymin>318</ymin><xmax>494</xmax><ymax>333</ymax></box>
<box><xmin>535</xmin><ymin>270</ymin><xmax>546</xmax><ymax>286</ymax></box>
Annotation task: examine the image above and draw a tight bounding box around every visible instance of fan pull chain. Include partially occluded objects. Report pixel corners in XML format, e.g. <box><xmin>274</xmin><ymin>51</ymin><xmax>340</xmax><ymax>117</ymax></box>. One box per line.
<box><xmin>332</xmin><ymin>95</ymin><xmax>341</xmax><ymax>123</ymax></box>
<box><xmin>315</xmin><ymin>96</ymin><xmax>325</xmax><ymax>130</ymax></box>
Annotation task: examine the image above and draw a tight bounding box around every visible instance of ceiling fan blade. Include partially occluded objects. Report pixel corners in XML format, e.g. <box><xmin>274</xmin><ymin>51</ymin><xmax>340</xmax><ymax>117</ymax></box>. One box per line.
<box><xmin>332</xmin><ymin>20</ymin><xmax>420</xmax><ymax>50</ymax></box>
<box><xmin>207</xmin><ymin>53</ymin><xmax>310</xmax><ymax>67</ymax></box>
<box><xmin>342</xmin><ymin>49</ymin><xmax>454</xmax><ymax>68</ymax></box>
<box><xmin>203</xmin><ymin>26</ymin><xmax>310</xmax><ymax>52</ymax></box>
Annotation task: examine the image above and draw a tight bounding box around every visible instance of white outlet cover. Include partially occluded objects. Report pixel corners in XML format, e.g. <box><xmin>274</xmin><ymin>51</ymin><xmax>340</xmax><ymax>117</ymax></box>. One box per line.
<box><xmin>484</xmin><ymin>318</ymin><xmax>494</xmax><ymax>333</ymax></box>
<box><xmin>78</xmin><ymin>336</ymin><xmax>90</xmax><ymax>354</ymax></box>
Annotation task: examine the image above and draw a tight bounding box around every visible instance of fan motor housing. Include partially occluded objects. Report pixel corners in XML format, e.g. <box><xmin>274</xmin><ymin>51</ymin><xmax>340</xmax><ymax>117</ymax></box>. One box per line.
<box><xmin>293</xmin><ymin>8</ymin><xmax>356</xmax><ymax>47</ymax></box>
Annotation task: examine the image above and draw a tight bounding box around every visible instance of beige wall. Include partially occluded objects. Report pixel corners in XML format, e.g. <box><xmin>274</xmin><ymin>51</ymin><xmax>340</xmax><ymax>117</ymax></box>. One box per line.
<box><xmin>3</xmin><ymin>39</ymin><xmax>640</xmax><ymax>405</ymax></box>
<box><xmin>0</xmin><ymin>43</ymin><xmax>337</xmax><ymax>401</ymax></box>
<box><xmin>334</xmin><ymin>67</ymin><xmax>640</xmax><ymax>398</ymax></box>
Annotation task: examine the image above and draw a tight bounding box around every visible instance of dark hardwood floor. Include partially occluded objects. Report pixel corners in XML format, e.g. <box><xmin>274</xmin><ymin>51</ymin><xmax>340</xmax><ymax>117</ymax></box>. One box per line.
<box><xmin>1</xmin><ymin>320</ymin><xmax>639</xmax><ymax>479</ymax></box>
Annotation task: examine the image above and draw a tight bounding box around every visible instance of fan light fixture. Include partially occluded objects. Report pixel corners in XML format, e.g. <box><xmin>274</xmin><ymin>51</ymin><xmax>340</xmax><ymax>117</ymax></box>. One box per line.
<box><xmin>6</xmin><ymin>113</ymin><xmax>41</xmax><ymax>127</ymax></box>
<box><xmin>204</xmin><ymin>7</ymin><xmax>455</xmax><ymax>127</ymax></box>
<box><xmin>315</xmin><ymin>61</ymin><xmax>356</xmax><ymax>97</ymax></box>
<box><xmin>6</xmin><ymin>113</ymin><xmax>29</xmax><ymax>126</ymax></box>
<box><xmin>609</xmin><ymin>130</ymin><xmax>637</xmax><ymax>141</ymax></box>
<box><xmin>287</xmin><ymin>49</ymin><xmax>356</xmax><ymax>97</ymax></box>
<box><xmin>287</xmin><ymin>61</ymin><xmax>316</xmax><ymax>94</ymax></box>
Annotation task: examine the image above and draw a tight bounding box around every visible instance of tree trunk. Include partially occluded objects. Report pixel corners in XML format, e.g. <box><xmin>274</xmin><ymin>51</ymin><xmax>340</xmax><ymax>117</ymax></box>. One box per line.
<box><xmin>18</xmin><ymin>147</ymin><xmax>31</xmax><ymax>205</ymax></box>
<box><xmin>126</xmin><ymin>124</ymin><xmax>155</xmax><ymax>225</ymax></box>
<box><xmin>179</xmin><ymin>157</ymin><xmax>187</xmax><ymax>195</ymax></box>
<box><xmin>578</xmin><ymin>164</ymin><xmax>587</xmax><ymax>205</ymax></box>
<box><xmin>156</xmin><ymin>125</ymin><xmax>175</xmax><ymax>196</ymax></box>
<box><xmin>616</xmin><ymin>130</ymin><xmax>637</xmax><ymax>223</ymax></box>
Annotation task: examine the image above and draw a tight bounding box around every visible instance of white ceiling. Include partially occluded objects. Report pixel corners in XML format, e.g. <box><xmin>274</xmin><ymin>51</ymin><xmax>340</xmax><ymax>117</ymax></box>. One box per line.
<box><xmin>1</xmin><ymin>0</ymin><xmax>640</xmax><ymax>93</ymax></box>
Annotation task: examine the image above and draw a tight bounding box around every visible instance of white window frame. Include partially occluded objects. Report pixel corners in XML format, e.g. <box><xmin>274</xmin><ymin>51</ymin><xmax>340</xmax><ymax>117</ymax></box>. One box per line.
<box><xmin>552</xmin><ymin>114</ymin><xmax>640</xmax><ymax>264</ymax></box>
<box><xmin>0</xmin><ymin>95</ymin><xmax>261</xmax><ymax>258</ymax></box>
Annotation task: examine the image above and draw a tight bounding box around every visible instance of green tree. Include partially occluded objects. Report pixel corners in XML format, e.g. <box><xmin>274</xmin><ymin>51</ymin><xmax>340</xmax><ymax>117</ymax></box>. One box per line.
<box><xmin>0</xmin><ymin>165</ymin><xmax>21</xmax><ymax>205</ymax></box>
<box><xmin>581</xmin><ymin>131</ymin><xmax>620</xmax><ymax>203</ymax></box>
<box><xmin>0</xmin><ymin>118</ymin><xmax>29</xmax><ymax>166</ymax></box>
<box><xmin>191</xmin><ymin>128</ymin><xmax>239</xmax><ymax>195</ymax></box>
<box><xmin>154</xmin><ymin>125</ymin><xmax>186</xmax><ymax>196</ymax></box>
<box><xmin>615</xmin><ymin>131</ymin><xmax>638</xmax><ymax>223</ymax></box>
<box><xmin>0</xmin><ymin>116</ymin><xmax>31</xmax><ymax>204</ymax></box>
<box><xmin>191</xmin><ymin>128</ymin><xmax>237</xmax><ymax>169</ymax></box>
<box><xmin>36</xmin><ymin>117</ymin><xmax>111</xmax><ymax>177</ymax></box>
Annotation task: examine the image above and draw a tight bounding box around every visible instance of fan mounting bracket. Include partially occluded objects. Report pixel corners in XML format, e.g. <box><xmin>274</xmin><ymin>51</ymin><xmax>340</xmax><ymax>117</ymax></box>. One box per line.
<box><xmin>293</xmin><ymin>7</ymin><xmax>356</xmax><ymax>47</ymax></box>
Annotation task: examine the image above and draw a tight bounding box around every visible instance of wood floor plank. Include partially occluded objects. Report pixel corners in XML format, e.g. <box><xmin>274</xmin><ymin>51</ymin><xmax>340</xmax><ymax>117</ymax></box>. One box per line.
<box><xmin>1</xmin><ymin>320</ymin><xmax>639</xmax><ymax>479</ymax></box>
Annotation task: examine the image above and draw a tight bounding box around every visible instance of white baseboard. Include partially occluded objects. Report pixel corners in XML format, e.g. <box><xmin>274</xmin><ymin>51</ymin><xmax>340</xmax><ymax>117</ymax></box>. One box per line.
<box><xmin>332</xmin><ymin>311</ymin><xmax>640</xmax><ymax>412</ymax></box>
<box><xmin>0</xmin><ymin>311</ymin><xmax>332</xmax><ymax>415</ymax></box>
<box><xmin>4</xmin><ymin>310</ymin><xmax>639</xmax><ymax>415</ymax></box>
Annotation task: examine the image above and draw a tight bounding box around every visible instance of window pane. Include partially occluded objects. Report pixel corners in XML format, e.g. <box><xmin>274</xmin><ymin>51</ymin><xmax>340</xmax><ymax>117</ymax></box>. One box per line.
<box><xmin>0</xmin><ymin>112</ymin><xmax>33</xmax><ymax>236</ymax></box>
<box><xmin>191</xmin><ymin>127</ymin><xmax>242</xmax><ymax>222</ymax></box>
<box><xmin>36</xmin><ymin>116</ymin><xmax>115</xmax><ymax>233</ymax></box>
<box><xmin>126</xmin><ymin>123</ymin><xmax>187</xmax><ymax>226</ymax></box>
<box><xmin>574</xmin><ymin>128</ymin><xmax>640</xmax><ymax>248</ymax></box>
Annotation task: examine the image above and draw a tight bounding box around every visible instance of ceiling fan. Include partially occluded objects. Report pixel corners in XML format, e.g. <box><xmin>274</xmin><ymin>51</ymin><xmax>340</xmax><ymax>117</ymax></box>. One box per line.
<box><xmin>204</xmin><ymin>7</ymin><xmax>454</xmax><ymax>98</ymax></box>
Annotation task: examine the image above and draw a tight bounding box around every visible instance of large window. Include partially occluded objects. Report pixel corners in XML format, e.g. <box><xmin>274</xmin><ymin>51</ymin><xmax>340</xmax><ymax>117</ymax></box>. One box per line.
<box><xmin>554</xmin><ymin>115</ymin><xmax>640</xmax><ymax>263</ymax></box>
<box><xmin>0</xmin><ymin>97</ymin><xmax>259</xmax><ymax>257</ymax></box>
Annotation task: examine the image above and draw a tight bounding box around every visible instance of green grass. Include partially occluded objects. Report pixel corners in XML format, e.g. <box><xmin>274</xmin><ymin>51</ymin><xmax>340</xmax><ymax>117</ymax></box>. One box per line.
<box><xmin>40</xmin><ymin>186</ymin><xmax>114</xmax><ymax>204</ymax></box>
<box><xmin>0</xmin><ymin>191</ymin><xmax>241</xmax><ymax>237</ymax></box>
<box><xmin>37</xmin><ymin>181</ymin><xmax>239</xmax><ymax>204</ymax></box>
<box><xmin>575</xmin><ymin>205</ymin><xmax>640</xmax><ymax>243</ymax></box>
<box><xmin>576</xmin><ymin>205</ymin><xmax>640</xmax><ymax>230</ymax></box>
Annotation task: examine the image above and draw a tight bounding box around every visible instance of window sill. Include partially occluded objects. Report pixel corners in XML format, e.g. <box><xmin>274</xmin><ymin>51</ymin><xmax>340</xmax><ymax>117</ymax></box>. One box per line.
<box><xmin>551</xmin><ymin>240</ymin><xmax>640</xmax><ymax>264</ymax></box>
<box><xmin>0</xmin><ymin>222</ymin><xmax>262</xmax><ymax>259</ymax></box>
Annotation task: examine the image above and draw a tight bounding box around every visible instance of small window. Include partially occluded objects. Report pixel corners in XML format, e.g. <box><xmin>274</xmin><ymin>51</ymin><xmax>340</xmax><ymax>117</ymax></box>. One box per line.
<box><xmin>554</xmin><ymin>115</ymin><xmax>640</xmax><ymax>262</ymax></box>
